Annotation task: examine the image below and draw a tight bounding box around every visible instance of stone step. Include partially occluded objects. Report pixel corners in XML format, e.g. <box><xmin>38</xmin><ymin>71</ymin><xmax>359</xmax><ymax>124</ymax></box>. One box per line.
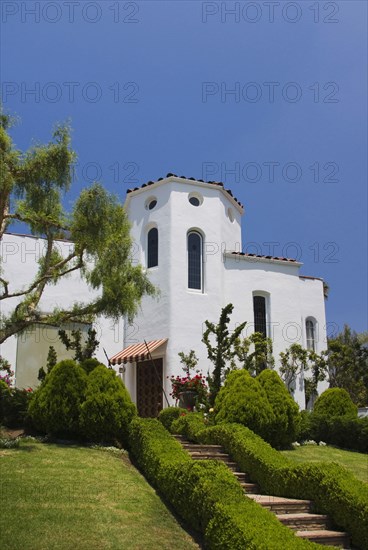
<box><xmin>296</xmin><ymin>529</ymin><xmax>350</xmax><ymax>548</ymax></box>
<box><xmin>247</xmin><ymin>494</ymin><xmax>313</xmax><ymax>514</ymax></box>
<box><xmin>277</xmin><ymin>513</ymin><xmax>330</xmax><ymax>531</ymax></box>
<box><xmin>239</xmin><ymin>482</ymin><xmax>260</xmax><ymax>494</ymax></box>
<box><xmin>182</xmin><ymin>444</ymin><xmax>224</xmax><ymax>452</ymax></box>
<box><xmin>189</xmin><ymin>451</ymin><xmax>230</xmax><ymax>459</ymax></box>
<box><xmin>233</xmin><ymin>471</ymin><xmax>252</xmax><ymax>482</ymax></box>
<box><xmin>173</xmin><ymin>435</ymin><xmax>351</xmax><ymax>548</ymax></box>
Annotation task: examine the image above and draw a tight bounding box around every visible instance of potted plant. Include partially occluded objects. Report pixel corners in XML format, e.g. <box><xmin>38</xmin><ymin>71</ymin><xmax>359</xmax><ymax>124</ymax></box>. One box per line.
<box><xmin>169</xmin><ymin>351</ymin><xmax>207</xmax><ymax>410</ymax></box>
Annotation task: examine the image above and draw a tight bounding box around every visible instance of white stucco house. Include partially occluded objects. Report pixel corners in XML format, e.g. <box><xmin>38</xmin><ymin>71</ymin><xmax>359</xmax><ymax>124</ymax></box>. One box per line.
<box><xmin>1</xmin><ymin>174</ymin><xmax>328</xmax><ymax>414</ymax></box>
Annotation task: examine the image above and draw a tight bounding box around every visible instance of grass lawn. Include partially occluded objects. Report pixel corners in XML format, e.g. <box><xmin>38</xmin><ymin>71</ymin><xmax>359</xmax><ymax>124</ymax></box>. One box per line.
<box><xmin>0</xmin><ymin>439</ymin><xmax>200</xmax><ymax>550</ymax></box>
<box><xmin>281</xmin><ymin>445</ymin><xmax>368</xmax><ymax>484</ymax></box>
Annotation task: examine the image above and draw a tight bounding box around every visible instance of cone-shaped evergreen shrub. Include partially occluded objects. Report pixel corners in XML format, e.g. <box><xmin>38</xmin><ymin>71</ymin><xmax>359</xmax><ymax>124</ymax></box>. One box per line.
<box><xmin>79</xmin><ymin>365</ymin><xmax>137</xmax><ymax>445</ymax></box>
<box><xmin>29</xmin><ymin>360</ymin><xmax>87</xmax><ymax>435</ymax></box>
<box><xmin>257</xmin><ymin>369</ymin><xmax>300</xmax><ymax>448</ymax></box>
<box><xmin>79</xmin><ymin>358</ymin><xmax>103</xmax><ymax>375</ymax></box>
<box><xmin>214</xmin><ymin>370</ymin><xmax>274</xmax><ymax>441</ymax></box>
<box><xmin>313</xmin><ymin>388</ymin><xmax>357</xmax><ymax>418</ymax></box>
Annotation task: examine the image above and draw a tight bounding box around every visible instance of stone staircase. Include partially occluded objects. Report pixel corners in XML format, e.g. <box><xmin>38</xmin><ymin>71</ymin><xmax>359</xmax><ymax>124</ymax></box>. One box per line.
<box><xmin>174</xmin><ymin>435</ymin><xmax>351</xmax><ymax>548</ymax></box>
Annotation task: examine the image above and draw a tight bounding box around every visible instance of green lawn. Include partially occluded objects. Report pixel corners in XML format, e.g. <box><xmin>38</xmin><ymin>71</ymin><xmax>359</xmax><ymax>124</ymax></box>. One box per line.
<box><xmin>281</xmin><ymin>445</ymin><xmax>368</xmax><ymax>484</ymax></box>
<box><xmin>0</xmin><ymin>440</ymin><xmax>200</xmax><ymax>550</ymax></box>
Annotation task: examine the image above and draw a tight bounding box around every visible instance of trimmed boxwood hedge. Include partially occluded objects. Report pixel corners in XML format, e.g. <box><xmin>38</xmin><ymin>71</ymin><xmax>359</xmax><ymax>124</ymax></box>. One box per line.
<box><xmin>171</xmin><ymin>412</ymin><xmax>207</xmax><ymax>441</ymax></box>
<box><xmin>158</xmin><ymin>406</ymin><xmax>187</xmax><ymax>431</ymax></box>
<box><xmin>311</xmin><ymin>414</ymin><xmax>368</xmax><ymax>453</ymax></box>
<box><xmin>195</xmin><ymin>422</ymin><xmax>368</xmax><ymax>550</ymax></box>
<box><xmin>129</xmin><ymin>417</ymin><xmax>318</xmax><ymax>549</ymax></box>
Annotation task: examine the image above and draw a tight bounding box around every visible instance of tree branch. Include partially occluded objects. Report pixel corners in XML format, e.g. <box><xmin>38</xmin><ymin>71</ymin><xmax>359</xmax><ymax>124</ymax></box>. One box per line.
<box><xmin>0</xmin><ymin>250</ymin><xmax>82</xmax><ymax>300</ymax></box>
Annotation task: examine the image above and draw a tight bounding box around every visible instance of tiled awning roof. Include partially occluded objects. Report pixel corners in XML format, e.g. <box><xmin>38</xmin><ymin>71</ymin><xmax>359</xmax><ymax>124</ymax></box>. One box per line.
<box><xmin>109</xmin><ymin>339</ymin><xmax>168</xmax><ymax>365</ymax></box>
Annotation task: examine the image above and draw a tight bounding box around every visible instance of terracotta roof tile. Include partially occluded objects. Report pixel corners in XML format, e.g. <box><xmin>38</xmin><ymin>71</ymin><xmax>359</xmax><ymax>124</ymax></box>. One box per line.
<box><xmin>230</xmin><ymin>252</ymin><xmax>298</xmax><ymax>263</ymax></box>
<box><xmin>126</xmin><ymin>173</ymin><xmax>244</xmax><ymax>208</ymax></box>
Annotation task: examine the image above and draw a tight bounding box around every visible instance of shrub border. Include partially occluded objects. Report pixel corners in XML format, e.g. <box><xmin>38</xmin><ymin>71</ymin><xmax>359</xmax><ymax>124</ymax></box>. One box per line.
<box><xmin>174</xmin><ymin>416</ymin><xmax>368</xmax><ymax>550</ymax></box>
<box><xmin>129</xmin><ymin>417</ymin><xmax>318</xmax><ymax>549</ymax></box>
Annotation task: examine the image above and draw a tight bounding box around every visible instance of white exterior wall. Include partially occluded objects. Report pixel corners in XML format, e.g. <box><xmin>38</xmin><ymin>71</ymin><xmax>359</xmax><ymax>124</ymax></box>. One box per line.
<box><xmin>124</xmin><ymin>177</ymin><xmax>327</xmax><ymax>408</ymax></box>
<box><xmin>1</xmin><ymin>177</ymin><xmax>328</xmax><ymax>409</ymax></box>
<box><xmin>0</xmin><ymin>234</ymin><xmax>124</xmax><ymax>388</ymax></box>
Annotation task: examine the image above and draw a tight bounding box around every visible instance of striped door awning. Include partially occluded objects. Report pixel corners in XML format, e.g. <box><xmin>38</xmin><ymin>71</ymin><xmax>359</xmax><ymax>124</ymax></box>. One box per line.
<box><xmin>109</xmin><ymin>338</ymin><xmax>168</xmax><ymax>365</ymax></box>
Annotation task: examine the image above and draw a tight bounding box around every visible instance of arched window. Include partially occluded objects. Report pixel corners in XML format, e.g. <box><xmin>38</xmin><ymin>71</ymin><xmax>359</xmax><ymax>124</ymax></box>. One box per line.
<box><xmin>147</xmin><ymin>227</ymin><xmax>158</xmax><ymax>268</ymax></box>
<box><xmin>306</xmin><ymin>318</ymin><xmax>316</xmax><ymax>351</ymax></box>
<box><xmin>253</xmin><ymin>295</ymin><xmax>267</xmax><ymax>337</ymax></box>
<box><xmin>187</xmin><ymin>231</ymin><xmax>203</xmax><ymax>290</ymax></box>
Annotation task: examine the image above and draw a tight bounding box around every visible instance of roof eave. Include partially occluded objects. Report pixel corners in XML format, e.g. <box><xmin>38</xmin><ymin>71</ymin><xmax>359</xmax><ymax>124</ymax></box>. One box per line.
<box><xmin>224</xmin><ymin>251</ymin><xmax>302</xmax><ymax>267</ymax></box>
<box><xmin>124</xmin><ymin>176</ymin><xmax>245</xmax><ymax>215</ymax></box>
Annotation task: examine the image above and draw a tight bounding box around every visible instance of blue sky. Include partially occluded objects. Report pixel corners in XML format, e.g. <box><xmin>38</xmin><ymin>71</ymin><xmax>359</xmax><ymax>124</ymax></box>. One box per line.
<box><xmin>1</xmin><ymin>0</ymin><xmax>367</xmax><ymax>334</ymax></box>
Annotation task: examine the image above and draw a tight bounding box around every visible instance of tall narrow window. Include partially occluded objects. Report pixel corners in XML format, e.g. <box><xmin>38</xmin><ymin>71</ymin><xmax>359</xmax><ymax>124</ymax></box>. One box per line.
<box><xmin>188</xmin><ymin>231</ymin><xmax>202</xmax><ymax>290</ymax></box>
<box><xmin>147</xmin><ymin>227</ymin><xmax>158</xmax><ymax>268</ymax></box>
<box><xmin>306</xmin><ymin>319</ymin><xmax>316</xmax><ymax>351</ymax></box>
<box><xmin>253</xmin><ymin>296</ymin><xmax>267</xmax><ymax>337</ymax></box>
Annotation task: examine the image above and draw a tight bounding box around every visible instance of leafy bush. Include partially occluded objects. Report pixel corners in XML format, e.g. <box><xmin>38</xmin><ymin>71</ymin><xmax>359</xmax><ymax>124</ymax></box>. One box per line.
<box><xmin>3</xmin><ymin>388</ymin><xmax>33</xmax><ymax>428</ymax></box>
<box><xmin>197</xmin><ymin>423</ymin><xmax>368</xmax><ymax>550</ymax></box>
<box><xmin>171</xmin><ymin>412</ymin><xmax>208</xmax><ymax>441</ymax></box>
<box><xmin>214</xmin><ymin>370</ymin><xmax>275</xmax><ymax>443</ymax></box>
<box><xmin>29</xmin><ymin>360</ymin><xmax>87</xmax><ymax>436</ymax></box>
<box><xmin>0</xmin><ymin>435</ymin><xmax>20</xmax><ymax>449</ymax></box>
<box><xmin>0</xmin><ymin>382</ymin><xmax>33</xmax><ymax>428</ymax></box>
<box><xmin>310</xmin><ymin>414</ymin><xmax>368</xmax><ymax>453</ymax></box>
<box><xmin>79</xmin><ymin>358</ymin><xmax>104</xmax><ymax>375</ymax></box>
<box><xmin>158</xmin><ymin>406</ymin><xmax>187</xmax><ymax>431</ymax></box>
<box><xmin>297</xmin><ymin>410</ymin><xmax>312</xmax><ymax>441</ymax></box>
<box><xmin>313</xmin><ymin>388</ymin><xmax>357</xmax><ymax>418</ymax></box>
<box><xmin>79</xmin><ymin>365</ymin><xmax>136</xmax><ymax>445</ymax></box>
<box><xmin>129</xmin><ymin>418</ymin><xmax>315</xmax><ymax>549</ymax></box>
<box><xmin>0</xmin><ymin>380</ymin><xmax>10</xmax><ymax>423</ymax></box>
<box><xmin>257</xmin><ymin>370</ymin><xmax>300</xmax><ymax>448</ymax></box>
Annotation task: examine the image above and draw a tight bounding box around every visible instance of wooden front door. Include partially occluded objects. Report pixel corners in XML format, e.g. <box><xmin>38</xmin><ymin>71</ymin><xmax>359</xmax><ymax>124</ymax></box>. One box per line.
<box><xmin>136</xmin><ymin>359</ymin><xmax>163</xmax><ymax>417</ymax></box>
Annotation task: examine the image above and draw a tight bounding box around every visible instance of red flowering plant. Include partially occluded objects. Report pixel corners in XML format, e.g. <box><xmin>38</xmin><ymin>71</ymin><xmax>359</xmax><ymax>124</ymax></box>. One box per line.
<box><xmin>0</xmin><ymin>356</ymin><xmax>14</xmax><ymax>387</ymax></box>
<box><xmin>169</xmin><ymin>351</ymin><xmax>208</xmax><ymax>405</ymax></box>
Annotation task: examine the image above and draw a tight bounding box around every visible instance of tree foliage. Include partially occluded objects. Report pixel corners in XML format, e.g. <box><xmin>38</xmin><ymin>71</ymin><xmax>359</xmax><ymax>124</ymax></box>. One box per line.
<box><xmin>202</xmin><ymin>304</ymin><xmax>246</xmax><ymax>404</ymax></box>
<box><xmin>234</xmin><ymin>331</ymin><xmax>275</xmax><ymax>376</ymax></box>
<box><xmin>58</xmin><ymin>327</ymin><xmax>99</xmax><ymax>362</ymax></box>
<box><xmin>279</xmin><ymin>344</ymin><xmax>309</xmax><ymax>394</ymax></box>
<box><xmin>0</xmin><ymin>112</ymin><xmax>156</xmax><ymax>343</ymax></box>
<box><xmin>326</xmin><ymin>325</ymin><xmax>368</xmax><ymax>406</ymax></box>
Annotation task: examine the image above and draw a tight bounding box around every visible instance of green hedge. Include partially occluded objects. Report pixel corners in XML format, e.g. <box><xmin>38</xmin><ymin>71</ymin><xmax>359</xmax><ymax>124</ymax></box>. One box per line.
<box><xmin>310</xmin><ymin>414</ymin><xmax>368</xmax><ymax>453</ymax></box>
<box><xmin>158</xmin><ymin>406</ymin><xmax>187</xmax><ymax>431</ymax></box>
<box><xmin>196</xmin><ymin>422</ymin><xmax>368</xmax><ymax>550</ymax></box>
<box><xmin>171</xmin><ymin>412</ymin><xmax>207</xmax><ymax>441</ymax></box>
<box><xmin>129</xmin><ymin>417</ymin><xmax>317</xmax><ymax>549</ymax></box>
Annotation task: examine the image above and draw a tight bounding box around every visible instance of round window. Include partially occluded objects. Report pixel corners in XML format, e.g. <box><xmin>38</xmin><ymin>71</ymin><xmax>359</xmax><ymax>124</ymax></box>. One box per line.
<box><xmin>145</xmin><ymin>197</ymin><xmax>157</xmax><ymax>211</ymax></box>
<box><xmin>188</xmin><ymin>193</ymin><xmax>203</xmax><ymax>207</ymax></box>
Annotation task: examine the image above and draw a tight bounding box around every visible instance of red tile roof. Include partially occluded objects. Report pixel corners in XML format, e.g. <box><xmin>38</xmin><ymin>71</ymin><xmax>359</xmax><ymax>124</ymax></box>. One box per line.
<box><xmin>229</xmin><ymin>251</ymin><xmax>298</xmax><ymax>263</ymax></box>
<box><xmin>126</xmin><ymin>173</ymin><xmax>244</xmax><ymax>209</ymax></box>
